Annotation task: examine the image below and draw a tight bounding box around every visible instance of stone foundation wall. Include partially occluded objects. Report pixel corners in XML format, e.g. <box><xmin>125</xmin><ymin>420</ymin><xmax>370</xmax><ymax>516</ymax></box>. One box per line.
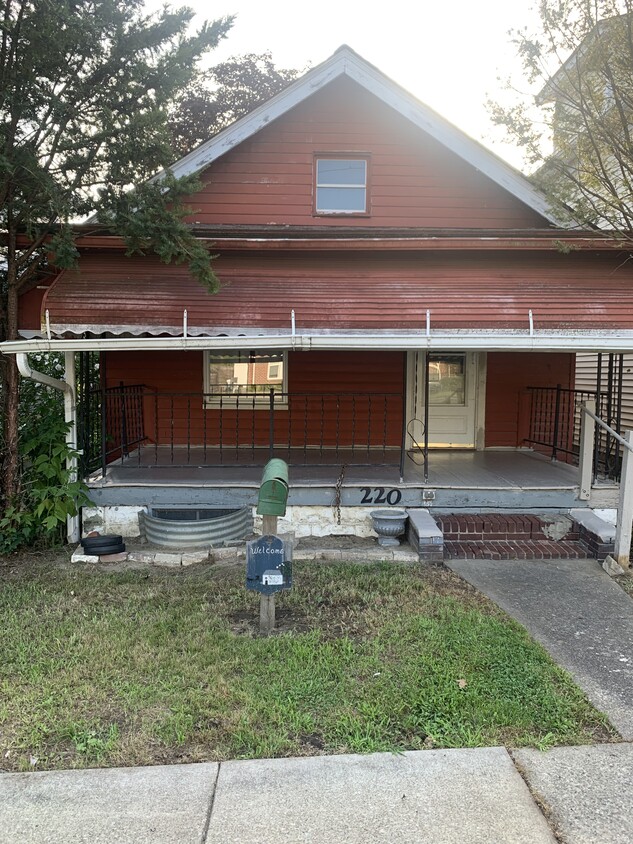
<box><xmin>253</xmin><ymin>506</ymin><xmax>378</xmax><ymax>538</ymax></box>
<box><xmin>83</xmin><ymin>504</ymin><xmax>379</xmax><ymax>540</ymax></box>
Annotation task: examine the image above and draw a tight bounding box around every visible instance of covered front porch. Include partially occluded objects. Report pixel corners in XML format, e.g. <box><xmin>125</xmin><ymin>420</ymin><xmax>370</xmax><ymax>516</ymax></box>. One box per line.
<box><xmin>78</xmin><ymin>343</ymin><xmax>621</xmax><ymax>512</ymax></box>
<box><xmin>1</xmin><ymin>333</ymin><xmax>626</xmax><ymax>524</ymax></box>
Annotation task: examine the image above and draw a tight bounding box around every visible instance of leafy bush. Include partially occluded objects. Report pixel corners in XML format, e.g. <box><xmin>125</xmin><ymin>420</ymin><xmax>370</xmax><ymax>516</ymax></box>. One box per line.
<box><xmin>1</xmin><ymin>362</ymin><xmax>91</xmax><ymax>553</ymax></box>
<box><xmin>1</xmin><ymin>420</ymin><xmax>91</xmax><ymax>553</ymax></box>
<box><xmin>19</xmin><ymin>353</ymin><xmax>66</xmax><ymax>438</ymax></box>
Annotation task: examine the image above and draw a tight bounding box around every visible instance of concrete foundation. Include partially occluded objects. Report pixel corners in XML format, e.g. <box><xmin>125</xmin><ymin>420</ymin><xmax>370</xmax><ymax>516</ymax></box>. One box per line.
<box><xmin>253</xmin><ymin>506</ymin><xmax>376</xmax><ymax>538</ymax></box>
<box><xmin>82</xmin><ymin>504</ymin><xmax>381</xmax><ymax>544</ymax></box>
<box><xmin>82</xmin><ymin>505</ymin><xmax>147</xmax><ymax>538</ymax></box>
<box><xmin>82</xmin><ymin>502</ymin><xmax>619</xmax><ymax>546</ymax></box>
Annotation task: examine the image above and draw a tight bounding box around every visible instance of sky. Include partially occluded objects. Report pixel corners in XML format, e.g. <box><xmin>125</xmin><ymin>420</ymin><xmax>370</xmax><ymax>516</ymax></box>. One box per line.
<box><xmin>147</xmin><ymin>1</ymin><xmax>544</xmax><ymax>169</ymax></box>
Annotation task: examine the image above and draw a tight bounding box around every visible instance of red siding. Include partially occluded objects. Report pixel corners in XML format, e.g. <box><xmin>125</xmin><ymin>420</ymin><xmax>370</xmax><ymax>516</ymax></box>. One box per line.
<box><xmin>104</xmin><ymin>349</ymin><xmax>573</xmax><ymax>453</ymax></box>
<box><xmin>485</xmin><ymin>353</ymin><xmax>574</xmax><ymax>447</ymax></box>
<box><xmin>18</xmin><ymin>285</ymin><xmax>48</xmax><ymax>331</ymax></box>
<box><xmin>105</xmin><ymin>349</ymin><xmax>404</xmax><ymax>449</ymax></box>
<box><xmin>43</xmin><ymin>249</ymin><xmax>633</xmax><ymax>333</ymax></box>
<box><xmin>186</xmin><ymin>77</ymin><xmax>547</xmax><ymax>229</ymax></box>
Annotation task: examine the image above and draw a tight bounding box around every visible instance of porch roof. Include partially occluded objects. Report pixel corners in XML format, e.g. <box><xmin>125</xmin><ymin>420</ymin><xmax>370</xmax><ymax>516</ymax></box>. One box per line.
<box><xmin>28</xmin><ymin>249</ymin><xmax>633</xmax><ymax>340</ymax></box>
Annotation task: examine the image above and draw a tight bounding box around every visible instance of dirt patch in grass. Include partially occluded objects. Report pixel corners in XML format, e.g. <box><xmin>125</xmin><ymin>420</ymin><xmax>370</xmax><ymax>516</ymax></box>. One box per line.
<box><xmin>295</xmin><ymin>535</ymin><xmax>377</xmax><ymax>549</ymax></box>
<box><xmin>0</xmin><ymin>553</ymin><xmax>617</xmax><ymax>772</ymax></box>
<box><xmin>617</xmin><ymin>571</ymin><xmax>633</xmax><ymax>597</ymax></box>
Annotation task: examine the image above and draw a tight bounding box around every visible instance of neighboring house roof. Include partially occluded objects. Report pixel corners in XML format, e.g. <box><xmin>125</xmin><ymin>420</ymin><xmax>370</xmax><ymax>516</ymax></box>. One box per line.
<box><xmin>153</xmin><ymin>45</ymin><xmax>568</xmax><ymax>228</ymax></box>
<box><xmin>536</xmin><ymin>14</ymin><xmax>624</xmax><ymax>104</ymax></box>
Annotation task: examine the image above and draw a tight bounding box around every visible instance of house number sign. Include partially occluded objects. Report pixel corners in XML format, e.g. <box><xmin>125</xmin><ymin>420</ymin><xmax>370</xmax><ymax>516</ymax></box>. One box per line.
<box><xmin>359</xmin><ymin>487</ymin><xmax>402</xmax><ymax>505</ymax></box>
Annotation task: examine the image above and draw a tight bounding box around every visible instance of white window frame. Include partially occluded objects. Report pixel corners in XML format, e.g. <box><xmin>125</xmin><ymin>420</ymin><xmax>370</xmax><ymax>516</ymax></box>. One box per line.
<box><xmin>315</xmin><ymin>157</ymin><xmax>368</xmax><ymax>215</ymax></box>
<box><xmin>267</xmin><ymin>361</ymin><xmax>281</xmax><ymax>381</ymax></box>
<box><xmin>203</xmin><ymin>350</ymin><xmax>288</xmax><ymax>408</ymax></box>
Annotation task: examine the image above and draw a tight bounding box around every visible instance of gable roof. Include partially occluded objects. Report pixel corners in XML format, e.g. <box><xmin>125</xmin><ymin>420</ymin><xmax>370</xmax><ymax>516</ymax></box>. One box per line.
<box><xmin>154</xmin><ymin>45</ymin><xmax>567</xmax><ymax>227</ymax></box>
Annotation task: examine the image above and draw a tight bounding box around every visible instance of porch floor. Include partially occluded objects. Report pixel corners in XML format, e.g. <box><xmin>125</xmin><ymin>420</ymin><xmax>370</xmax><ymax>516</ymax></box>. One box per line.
<box><xmin>90</xmin><ymin>447</ymin><xmax>579</xmax><ymax>489</ymax></box>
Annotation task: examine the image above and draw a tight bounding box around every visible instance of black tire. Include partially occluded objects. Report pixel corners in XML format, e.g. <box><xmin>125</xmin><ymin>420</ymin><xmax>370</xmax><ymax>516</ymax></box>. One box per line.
<box><xmin>82</xmin><ymin>534</ymin><xmax>123</xmax><ymax>551</ymax></box>
<box><xmin>93</xmin><ymin>543</ymin><xmax>126</xmax><ymax>556</ymax></box>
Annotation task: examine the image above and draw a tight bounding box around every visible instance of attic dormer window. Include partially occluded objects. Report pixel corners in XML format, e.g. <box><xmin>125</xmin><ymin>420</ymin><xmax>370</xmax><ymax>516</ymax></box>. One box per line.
<box><xmin>315</xmin><ymin>156</ymin><xmax>368</xmax><ymax>214</ymax></box>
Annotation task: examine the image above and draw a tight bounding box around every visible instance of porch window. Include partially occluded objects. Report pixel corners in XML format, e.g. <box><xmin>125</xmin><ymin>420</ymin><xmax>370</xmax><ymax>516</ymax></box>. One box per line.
<box><xmin>204</xmin><ymin>350</ymin><xmax>287</xmax><ymax>407</ymax></box>
<box><xmin>315</xmin><ymin>157</ymin><xmax>368</xmax><ymax>214</ymax></box>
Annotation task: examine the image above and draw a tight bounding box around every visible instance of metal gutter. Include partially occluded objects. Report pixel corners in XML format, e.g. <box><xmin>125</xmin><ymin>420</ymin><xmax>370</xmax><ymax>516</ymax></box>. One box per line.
<box><xmin>16</xmin><ymin>353</ymin><xmax>71</xmax><ymax>393</ymax></box>
<box><xmin>7</xmin><ymin>330</ymin><xmax>633</xmax><ymax>354</ymax></box>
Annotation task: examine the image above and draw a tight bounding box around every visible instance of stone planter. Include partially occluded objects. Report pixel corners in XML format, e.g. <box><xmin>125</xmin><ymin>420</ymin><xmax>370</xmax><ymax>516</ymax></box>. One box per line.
<box><xmin>370</xmin><ymin>508</ymin><xmax>408</xmax><ymax>547</ymax></box>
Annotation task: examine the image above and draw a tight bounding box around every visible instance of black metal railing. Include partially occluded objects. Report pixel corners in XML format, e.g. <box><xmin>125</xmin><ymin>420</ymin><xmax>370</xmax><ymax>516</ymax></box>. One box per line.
<box><xmin>81</xmin><ymin>385</ymin><xmax>404</xmax><ymax>471</ymax></box>
<box><xmin>525</xmin><ymin>385</ymin><xmax>622</xmax><ymax>479</ymax></box>
<box><xmin>77</xmin><ymin>351</ymin><xmax>102</xmax><ymax>477</ymax></box>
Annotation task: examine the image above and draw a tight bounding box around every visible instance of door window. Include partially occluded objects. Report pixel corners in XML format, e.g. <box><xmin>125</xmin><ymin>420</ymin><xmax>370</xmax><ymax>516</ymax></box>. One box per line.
<box><xmin>428</xmin><ymin>354</ymin><xmax>466</xmax><ymax>406</ymax></box>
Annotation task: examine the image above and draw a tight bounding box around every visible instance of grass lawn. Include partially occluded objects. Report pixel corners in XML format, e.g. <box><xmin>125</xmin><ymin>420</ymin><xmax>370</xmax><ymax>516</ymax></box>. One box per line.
<box><xmin>0</xmin><ymin>554</ymin><xmax>615</xmax><ymax>772</ymax></box>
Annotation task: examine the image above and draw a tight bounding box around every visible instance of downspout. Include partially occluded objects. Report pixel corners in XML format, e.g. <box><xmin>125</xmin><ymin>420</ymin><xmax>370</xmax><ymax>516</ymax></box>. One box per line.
<box><xmin>16</xmin><ymin>352</ymin><xmax>80</xmax><ymax>544</ymax></box>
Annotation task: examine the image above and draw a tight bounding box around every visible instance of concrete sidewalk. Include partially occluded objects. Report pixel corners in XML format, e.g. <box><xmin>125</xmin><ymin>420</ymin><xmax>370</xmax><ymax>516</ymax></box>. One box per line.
<box><xmin>447</xmin><ymin>557</ymin><xmax>633</xmax><ymax>740</ymax></box>
<box><xmin>2</xmin><ymin>745</ymin><xmax>633</xmax><ymax>844</ymax></box>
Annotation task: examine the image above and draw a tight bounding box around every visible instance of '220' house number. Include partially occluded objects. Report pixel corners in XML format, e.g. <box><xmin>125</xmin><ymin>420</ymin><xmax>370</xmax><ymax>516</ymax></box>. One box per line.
<box><xmin>359</xmin><ymin>487</ymin><xmax>402</xmax><ymax>505</ymax></box>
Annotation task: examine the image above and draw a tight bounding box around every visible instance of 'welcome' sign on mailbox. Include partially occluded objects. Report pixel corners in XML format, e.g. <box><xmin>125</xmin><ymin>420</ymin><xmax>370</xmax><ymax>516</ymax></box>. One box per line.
<box><xmin>246</xmin><ymin>534</ymin><xmax>292</xmax><ymax>595</ymax></box>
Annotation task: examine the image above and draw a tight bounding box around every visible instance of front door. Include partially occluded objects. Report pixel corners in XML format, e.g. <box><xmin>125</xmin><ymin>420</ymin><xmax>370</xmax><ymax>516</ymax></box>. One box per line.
<box><xmin>407</xmin><ymin>352</ymin><xmax>480</xmax><ymax>448</ymax></box>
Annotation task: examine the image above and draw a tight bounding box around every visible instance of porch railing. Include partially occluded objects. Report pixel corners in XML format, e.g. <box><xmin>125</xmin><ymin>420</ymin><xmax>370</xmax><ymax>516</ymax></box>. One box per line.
<box><xmin>525</xmin><ymin>385</ymin><xmax>621</xmax><ymax>479</ymax></box>
<box><xmin>82</xmin><ymin>385</ymin><xmax>404</xmax><ymax>472</ymax></box>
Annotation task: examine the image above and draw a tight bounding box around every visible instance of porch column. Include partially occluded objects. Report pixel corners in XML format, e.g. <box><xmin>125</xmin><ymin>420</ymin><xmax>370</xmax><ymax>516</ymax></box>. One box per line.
<box><xmin>64</xmin><ymin>351</ymin><xmax>80</xmax><ymax>543</ymax></box>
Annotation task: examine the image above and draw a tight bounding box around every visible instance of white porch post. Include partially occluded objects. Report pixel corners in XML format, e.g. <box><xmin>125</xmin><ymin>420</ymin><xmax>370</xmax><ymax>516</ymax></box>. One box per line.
<box><xmin>64</xmin><ymin>351</ymin><xmax>80</xmax><ymax>543</ymax></box>
<box><xmin>615</xmin><ymin>429</ymin><xmax>633</xmax><ymax>569</ymax></box>
<box><xmin>578</xmin><ymin>399</ymin><xmax>595</xmax><ymax>501</ymax></box>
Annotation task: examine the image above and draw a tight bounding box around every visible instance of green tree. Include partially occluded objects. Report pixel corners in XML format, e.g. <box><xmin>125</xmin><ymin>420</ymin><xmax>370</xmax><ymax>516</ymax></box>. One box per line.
<box><xmin>0</xmin><ymin>0</ymin><xmax>233</xmax><ymax>508</ymax></box>
<box><xmin>168</xmin><ymin>51</ymin><xmax>301</xmax><ymax>157</ymax></box>
<box><xmin>488</xmin><ymin>0</ymin><xmax>633</xmax><ymax>230</ymax></box>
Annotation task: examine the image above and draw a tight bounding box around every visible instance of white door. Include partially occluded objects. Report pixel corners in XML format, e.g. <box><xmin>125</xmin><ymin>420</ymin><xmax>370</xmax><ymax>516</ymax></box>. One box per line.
<box><xmin>407</xmin><ymin>352</ymin><xmax>480</xmax><ymax>448</ymax></box>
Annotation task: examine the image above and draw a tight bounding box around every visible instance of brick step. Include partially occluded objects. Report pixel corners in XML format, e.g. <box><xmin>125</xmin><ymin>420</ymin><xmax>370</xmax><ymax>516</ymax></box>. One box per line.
<box><xmin>444</xmin><ymin>539</ymin><xmax>591</xmax><ymax>561</ymax></box>
<box><xmin>435</xmin><ymin>514</ymin><xmax>579</xmax><ymax>542</ymax></box>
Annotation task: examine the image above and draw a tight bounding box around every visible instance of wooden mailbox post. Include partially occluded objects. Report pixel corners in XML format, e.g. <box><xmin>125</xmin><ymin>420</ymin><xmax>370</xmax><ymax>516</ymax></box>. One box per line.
<box><xmin>246</xmin><ymin>460</ymin><xmax>291</xmax><ymax>635</ymax></box>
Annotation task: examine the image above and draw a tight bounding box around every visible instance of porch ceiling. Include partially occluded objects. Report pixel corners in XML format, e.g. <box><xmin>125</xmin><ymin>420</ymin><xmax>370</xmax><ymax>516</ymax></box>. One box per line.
<box><xmin>35</xmin><ymin>250</ymin><xmax>633</xmax><ymax>339</ymax></box>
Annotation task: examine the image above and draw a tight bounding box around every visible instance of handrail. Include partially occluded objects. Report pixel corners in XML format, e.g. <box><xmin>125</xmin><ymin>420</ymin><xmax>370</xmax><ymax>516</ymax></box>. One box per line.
<box><xmin>582</xmin><ymin>405</ymin><xmax>633</xmax><ymax>454</ymax></box>
<box><xmin>578</xmin><ymin>401</ymin><xmax>632</xmax><ymax>569</ymax></box>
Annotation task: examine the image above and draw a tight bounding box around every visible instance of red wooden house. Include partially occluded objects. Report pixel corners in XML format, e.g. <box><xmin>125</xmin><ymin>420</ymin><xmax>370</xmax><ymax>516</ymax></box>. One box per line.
<box><xmin>5</xmin><ymin>46</ymin><xmax>633</xmax><ymax>539</ymax></box>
